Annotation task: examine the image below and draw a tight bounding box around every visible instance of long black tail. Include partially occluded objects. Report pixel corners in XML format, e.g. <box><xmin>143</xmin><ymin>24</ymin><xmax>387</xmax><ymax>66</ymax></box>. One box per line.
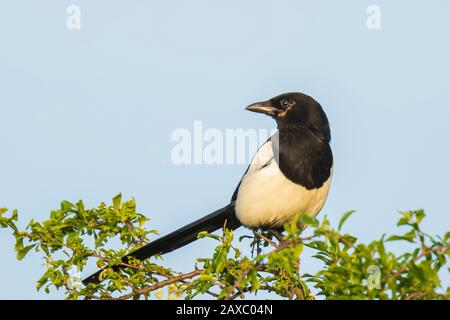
<box><xmin>82</xmin><ymin>204</ymin><xmax>240</xmax><ymax>285</ymax></box>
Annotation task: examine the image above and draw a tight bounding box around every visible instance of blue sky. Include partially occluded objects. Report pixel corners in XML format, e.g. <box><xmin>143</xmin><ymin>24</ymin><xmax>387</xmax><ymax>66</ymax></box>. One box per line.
<box><xmin>0</xmin><ymin>1</ymin><xmax>449</xmax><ymax>299</ymax></box>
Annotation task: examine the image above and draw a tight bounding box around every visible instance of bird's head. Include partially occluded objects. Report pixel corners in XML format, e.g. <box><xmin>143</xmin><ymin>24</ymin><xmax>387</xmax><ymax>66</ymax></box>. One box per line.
<box><xmin>246</xmin><ymin>92</ymin><xmax>331</xmax><ymax>143</ymax></box>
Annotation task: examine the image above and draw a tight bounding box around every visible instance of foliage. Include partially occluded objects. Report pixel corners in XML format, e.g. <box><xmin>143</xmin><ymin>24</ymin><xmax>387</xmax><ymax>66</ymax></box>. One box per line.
<box><xmin>0</xmin><ymin>195</ymin><xmax>449</xmax><ymax>300</ymax></box>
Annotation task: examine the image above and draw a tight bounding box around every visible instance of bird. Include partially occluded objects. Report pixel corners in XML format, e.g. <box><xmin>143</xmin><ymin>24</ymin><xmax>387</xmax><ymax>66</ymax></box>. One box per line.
<box><xmin>82</xmin><ymin>92</ymin><xmax>333</xmax><ymax>285</ymax></box>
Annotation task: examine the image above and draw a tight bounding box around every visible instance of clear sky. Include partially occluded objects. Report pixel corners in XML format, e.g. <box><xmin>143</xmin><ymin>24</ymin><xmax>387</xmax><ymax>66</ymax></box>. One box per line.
<box><xmin>0</xmin><ymin>1</ymin><xmax>449</xmax><ymax>299</ymax></box>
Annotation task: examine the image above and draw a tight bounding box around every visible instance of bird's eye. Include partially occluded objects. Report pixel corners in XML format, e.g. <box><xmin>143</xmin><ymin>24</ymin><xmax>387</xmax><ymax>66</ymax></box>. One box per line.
<box><xmin>280</xmin><ymin>99</ymin><xmax>292</xmax><ymax>109</ymax></box>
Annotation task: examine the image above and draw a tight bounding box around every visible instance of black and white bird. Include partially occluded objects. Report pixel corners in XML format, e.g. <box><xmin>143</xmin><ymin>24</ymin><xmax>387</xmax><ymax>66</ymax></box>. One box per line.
<box><xmin>83</xmin><ymin>92</ymin><xmax>333</xmax><ymax>285</ymax></box>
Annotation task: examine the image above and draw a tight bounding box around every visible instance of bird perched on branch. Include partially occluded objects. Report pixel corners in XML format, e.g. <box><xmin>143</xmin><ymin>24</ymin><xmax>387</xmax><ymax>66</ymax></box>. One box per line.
<box><xmin>83</xmin><ymin>92</ymin><xmax>333</xmax><ymax>285</ymax></box>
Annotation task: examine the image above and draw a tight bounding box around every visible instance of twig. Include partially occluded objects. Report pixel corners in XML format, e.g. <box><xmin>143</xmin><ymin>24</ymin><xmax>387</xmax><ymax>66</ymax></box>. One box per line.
<box><xmin>253</xmin><ymin>231</ymin><xmax>278</xmax><ymax>248</ymax></box>
<box><xmin>118</xmin><ymin>270</ymin><xmax>201</xmax><ymax>300</ymax></box>
<box><xmin>405</xmin><ymin>292</ymin><xmax>427</xmax><ymax>300</ymax></box>
<box><xmin>388</xmin><ymin>244</ymin><xmax>449</xmax><ymax>282</ymax></box>
<box><xmin>228</xmin><ymin>285</ymin><xmax>274</xmax><ymax>300</ymax></box>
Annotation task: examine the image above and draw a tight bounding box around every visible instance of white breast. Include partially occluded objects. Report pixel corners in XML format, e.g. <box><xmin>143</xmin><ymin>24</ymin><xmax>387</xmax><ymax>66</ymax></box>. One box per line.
<box><xmin>234</xmin><ymin>140</ymin><xmax>332</xmax><ymax>228</ymax></box>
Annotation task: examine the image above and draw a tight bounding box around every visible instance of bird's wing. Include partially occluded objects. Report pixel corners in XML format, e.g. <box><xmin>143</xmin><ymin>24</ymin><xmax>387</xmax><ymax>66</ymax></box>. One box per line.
<box><xmin>231</xmin><ymin>136</ymin><xmax>274</xmax><ymax>202</ymax></box>
<box><xmin>233</xmin><ymin>130</ymin><xmax>332</xmax><ymax>229</ymax></box>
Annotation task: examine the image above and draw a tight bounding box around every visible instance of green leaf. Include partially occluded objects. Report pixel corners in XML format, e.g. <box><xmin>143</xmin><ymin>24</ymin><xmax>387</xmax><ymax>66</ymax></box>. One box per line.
<box><xmin>299</xmin><ymin>214</ymin><xmax>319</xmax><ymax>227</ymax></box>
<box><xmin>338</xmin><ymin>210</ymin><xmax>355</xmax><ymax>231</ymax></box>
<box><xmin>444</xmin><ymin>232</ymin><xmax>450</xmax><ymax>242</ymax></box>
<box><xmin>414</xmin><ymin>210</ymin><xmax>425</xmax><ymax>223</ymax></box>
<box><xmin>213</xmin><ymin>247</ymin><xmax>228</xmax><ymax>274</ymax></box>
<box><xmin>386</xmin><ymin>231</ymin><xmax>416</xmax><ymax>243</ymax></box>
<box><xmin>397</xmin><ymin>217</ymin><xmax>410</xmax><ymax>227</ymax></box>
<box><xmin>341</xmin><ymin>234</ymin><xmax>358</xmax><ymax>247</ymax></box>
<box><xmin>61</xmin><ymin>200</ymin><xmax>75</xmax><ymax>212</ymax></box>
<box><xmin>197</xmin><ymin>231</ymin><xmax>220</xmax><ymax>241</ymax></box>
<box><xmin>12</xmin><ymin>209</ymin><xmax>18</xmax><ymax>221</ymax></box>
<box><xmin>17</xmin><ymin>244</ymin><xmax>36</xmax><ymax>260</ymax></box>
<box><xmin>112</xmin><ymin>194</ymin><xmax>122</xmax><ymax>211</ymax></box>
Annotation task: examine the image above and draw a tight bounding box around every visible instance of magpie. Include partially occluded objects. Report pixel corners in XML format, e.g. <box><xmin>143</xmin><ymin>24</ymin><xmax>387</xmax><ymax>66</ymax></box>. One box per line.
<box><xmin>83</xmin><ymin>92</ymin><xmax>333</xmax><ymax>285</ymax></box>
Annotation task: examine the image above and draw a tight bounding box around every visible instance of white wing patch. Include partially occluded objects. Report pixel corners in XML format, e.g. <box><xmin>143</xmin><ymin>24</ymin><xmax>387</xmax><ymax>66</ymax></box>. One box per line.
<box><xmin>245</xmin><ymin>140</ymin><xmax>276</xmax><ymax>176</ymax></box>
<box><xmin>235</xmin><ymin>140</ymin><xmax>332</xmax><ymax>228</ymax></box>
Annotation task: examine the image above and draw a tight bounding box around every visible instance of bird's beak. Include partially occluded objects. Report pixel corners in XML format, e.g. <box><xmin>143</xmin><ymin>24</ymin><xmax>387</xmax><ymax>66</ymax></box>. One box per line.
<box><xmin>245</xmin><ymin>101</ymin><xmax>277</xmax><ymax>116</ymax></box>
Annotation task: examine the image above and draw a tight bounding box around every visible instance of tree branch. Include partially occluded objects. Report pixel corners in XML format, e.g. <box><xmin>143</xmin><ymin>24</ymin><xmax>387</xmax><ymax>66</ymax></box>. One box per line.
<box><xmin>118</xmin><ymin>270</ymin><xmax>201</xmax><ymax>300</ymax></box>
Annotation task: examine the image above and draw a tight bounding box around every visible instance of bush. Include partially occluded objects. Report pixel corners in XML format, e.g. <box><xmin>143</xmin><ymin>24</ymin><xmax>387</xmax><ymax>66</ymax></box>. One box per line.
<box><xmin>0</xmin><ymin>194</ymin><xmax>448</xmax><ymax>300</ymax></box>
